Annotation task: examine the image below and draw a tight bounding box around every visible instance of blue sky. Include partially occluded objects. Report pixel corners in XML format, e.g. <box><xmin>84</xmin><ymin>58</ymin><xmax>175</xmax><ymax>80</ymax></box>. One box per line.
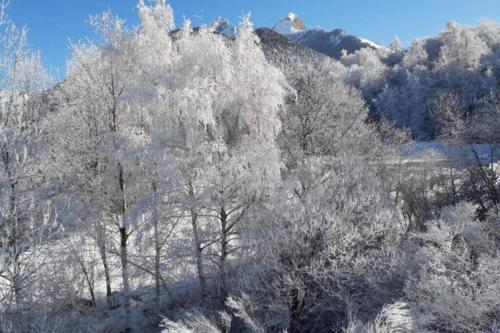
<box><xmin>8</xmin><ymin>0</ymin><xmax>500</xmax><ymax>76</ymax></box>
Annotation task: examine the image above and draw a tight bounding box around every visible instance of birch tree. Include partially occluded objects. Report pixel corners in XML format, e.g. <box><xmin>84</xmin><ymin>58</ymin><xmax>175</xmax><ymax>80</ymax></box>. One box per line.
<box><xmin>0</xmin><ymin>1</ymin><xmax>53</xmax><ymax>310</ymax></box>
<box><xmin>52</xmin><ymin>12</ymin><xmax>139</xmax><ymax>325</ymax></box>
<box><xmin>132</xmin><ymin>13</ymin><xmax>287</xmax><ymax>307</ymax></box>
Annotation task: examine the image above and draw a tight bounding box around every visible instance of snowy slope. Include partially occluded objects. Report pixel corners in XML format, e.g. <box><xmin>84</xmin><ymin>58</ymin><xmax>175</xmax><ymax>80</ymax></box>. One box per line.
<box><xmin>359</xmin><ymin>37</ymin><xmax>386</xmax><ymax>50</ymax></box>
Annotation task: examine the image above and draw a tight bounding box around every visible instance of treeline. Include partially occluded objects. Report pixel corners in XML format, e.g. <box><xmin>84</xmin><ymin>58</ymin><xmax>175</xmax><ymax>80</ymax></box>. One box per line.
<box><xmin>0</xmin><ymin>1</ymin><xmax>499</xmax><ymax>332</ymax></box>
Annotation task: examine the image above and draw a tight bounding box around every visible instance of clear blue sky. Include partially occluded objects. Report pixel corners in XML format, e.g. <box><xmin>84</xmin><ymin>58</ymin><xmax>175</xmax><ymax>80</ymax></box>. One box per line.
<box><xmin>8</xmin><ymin>0</ymin><xmax>500</xmax><ymax>77</ymax></box>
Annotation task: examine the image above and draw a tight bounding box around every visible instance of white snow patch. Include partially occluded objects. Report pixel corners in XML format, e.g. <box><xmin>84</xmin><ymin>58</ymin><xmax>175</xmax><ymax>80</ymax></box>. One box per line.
<box><xmin>359</xmin><ymin>37</ymin><xmax>386</xmax><ymax>50</ymax></box>
<box><xmin>329</xmin><ymin>33</ymin><xmax>342</xmax><ymax>45</ymax></box>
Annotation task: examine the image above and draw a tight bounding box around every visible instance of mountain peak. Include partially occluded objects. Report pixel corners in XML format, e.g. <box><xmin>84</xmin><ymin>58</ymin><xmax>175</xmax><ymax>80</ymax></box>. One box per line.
<box><xmin>273</xmin><ymin>13</ymin><xmax>306</xmax><ymax>35</ymax></box>
<box><xmin>210</xmin><ymin>17</ymin><xmax>237</xmax><ymax>38</ymax></box>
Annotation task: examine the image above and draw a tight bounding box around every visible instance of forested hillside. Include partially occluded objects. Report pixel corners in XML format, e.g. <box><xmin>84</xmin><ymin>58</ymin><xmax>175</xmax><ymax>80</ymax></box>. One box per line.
<box><xmin>340</xmin><ymin>21</ymin><xmax>500</xmax><ymax>141</ymax></box>
<box><xmin>0</xmin><ymin>1</ymin><xmax>499</xmax><ymax>332</ymax></box>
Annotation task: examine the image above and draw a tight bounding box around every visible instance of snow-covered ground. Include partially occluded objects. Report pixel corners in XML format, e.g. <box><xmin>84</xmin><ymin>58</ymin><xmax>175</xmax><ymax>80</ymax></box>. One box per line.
<box><xmin>397</xmin><ymin>141</ymin><xmax>500</xmax><ymax>164</ymax></box>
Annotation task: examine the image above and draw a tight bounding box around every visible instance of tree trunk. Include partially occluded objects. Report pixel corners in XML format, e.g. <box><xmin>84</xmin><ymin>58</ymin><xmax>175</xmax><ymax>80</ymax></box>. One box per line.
<box><xmin>288</xmin><ymin>288</ymin><xmax>303</xmax><ymax>333</ymax></box>
<box><xmin>118</xmin><ymin>162</ymin><xmax>131</xmax><ymax>330</ymax></box>
<box><xmin>152</xmin><ymin>181</ymin><xmax>161</xmax><ymax>309</ymax></box>
<box><xmin>9</xmin><ymin>178</ymin><xmax>21</xmax><ymax>306</ymax></box>
<box><xmin>450</xmin><ymin>165</ymin><xmax>457</xmax><ymax>202</ymax></box>
<box><xmin>219</xmin><ymin>206</ymin><xmax>229</xmax><ymax>307</ymax></box>
<box><xmin>100</xmin><ymin>244</ymin><xmax>113</xmax><ymax>306</ymax></box>
<box><xmin>191</xmin><ymin>207</ymin><xmax>207</xmax><ymax>301</ymax></box>
<box><xmin>119</xmin><ymin>226</ymin><xmax>131</xmax><ymax>324</ymax></box>
<box><xmin>93</xmin><ymin>153</ymin><xmax>113</xmax><ymax>308</ymax></box>
<box><xmin>12</xmin><ymin>251</ymin><xmax>21</xmax><ymax>306</ymax></box>
<box><xmin>97</xmin><ymin>224</ymin><xmax>113</xmax><ymax>308</ymax></box>
<box><xmin>78</xmin><ymin>255</ymin><xmax>96</xmax><ymax>305</ymax></box>
<box><xmin>188</xmin><ymin>183</ymin><xmax>207</xmax><ymax>302</ymax></box>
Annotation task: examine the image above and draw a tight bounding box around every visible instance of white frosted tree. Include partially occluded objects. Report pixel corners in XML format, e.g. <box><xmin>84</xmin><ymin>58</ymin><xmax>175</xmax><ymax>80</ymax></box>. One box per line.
<box><xmin>150</xmin><ymin>15</ymin><xmax>287</xmax><ymax>306</ymax></box>
<box><xmin>402</xmin><ymin>40</ymin><xmax>429</xmax><ymax>69</ymax></box>
<box><xmin>52</xmin><ymin>11</ymin><xmax>142</xmax><ymax>325</ymax></box>
<box><xmin>279</xmin><ymin>62</ymin><xmax>373</xmax><ymax>162</ymax></box>
<box><xmin>405</xmin><ymin>203</ymin><xmax>500</xmax><ymax>332</ymax></box>
<box><xmin>340</xmin><ymin>47</ymin><xmax>388</xmax><ymax>102</ymax></box>
<box><xmin>124</xmin><ymin>0</ymin><xmax>182</xmax><ymax>309</ymax></box>
<box><xmin>260</xmin><ymin>151</ymin><xmax>407</xmax><ymax>332</ymax></box>
<box><xmin>429</xmin><ymin>90</ymin><xmax>466</xmax><ymax>140</ymax></box>
<box><xmin>0</xmin><ymin>1</ymin><xmax>53</xmax><ymax>311</ymax></box>
<box><xmin>390</xmin><ymin>36</ymin><xmax>402</xmax><ymax>53</ymax></box>
<box><xmin>206</xmin><ymin>15</ymin><xmax>286</xmax><ymax>305</ymax></box>
<box><xmin>55</xmin><ymin>3</ymin><xmax>287</xmax><ymax>315</ymax></box>
<box><xmin>438</xmin><ymin>21</ymin><xmax>490</xmax><ymax>69</ymax></box>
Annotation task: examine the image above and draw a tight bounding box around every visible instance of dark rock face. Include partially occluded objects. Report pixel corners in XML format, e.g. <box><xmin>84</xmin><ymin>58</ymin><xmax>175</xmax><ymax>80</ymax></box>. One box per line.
<box><xmin>255</xmin><ymin>28</ymin><xmax>331</xmax><ymax>65</ymax></box>
<box><xmin>288</xmin><ymin>28</ymin><xmax>382</xmax><ymax>59</ymax></box>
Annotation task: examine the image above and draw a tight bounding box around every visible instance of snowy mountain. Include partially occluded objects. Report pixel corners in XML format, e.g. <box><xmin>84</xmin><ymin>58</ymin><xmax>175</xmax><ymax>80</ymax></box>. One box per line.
<box><xmin>272</xmin><ymin>13</ymin><xmax>387</xmax><ymax>59</ymax></box>
<box><xmin>211</xmin><ymin>17</ymin><xmax>237</xmax><ymax>38</ymax></box>
<box><xmin>211</xmin><ymin>13</ymin><xmax>386</xmax><ymax>59</ymax></box>
<box><xmin>272</xmin><ymin>12</ymin><xmax>306</xmax><ymax>35</ymax></box>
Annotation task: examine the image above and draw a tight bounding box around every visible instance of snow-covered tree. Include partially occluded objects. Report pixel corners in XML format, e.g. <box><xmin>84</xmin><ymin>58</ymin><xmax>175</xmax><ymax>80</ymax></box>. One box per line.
<box><xmin>438</xmin><ymin>21</ymin><xmax>490</xmax><ymax>69</ymax></box>
<box><xmin>0</xmin><ymin>1</ymin><xmax>54</xmax><ymax>310</ymax></box>
<box><xmin>260</xmin><ymin>153</ymin><xmax>408</xmax><ymax>332</ymax></box>
<box><xmin>279</xmin><ymin>62</ymin><xmax>372</xmax><ymax>162</ymax></box>
<box><xmin>406</xmin><ymin>203</ymin><xmax>500</xmax><ymax>332</ymax></box>
<box><xmin>390</xmin><ymin>36</ymin><xmax>402</xmax><ymax>53</ymax></box>
<box><xmin>340</xmin><ymin>47</ymin><xmax>388</xmax><ymax>105</ymax></box>
<box><xmin>402</xmin><ymin>40</ymin><xmax>429</xmax><ymax>69</ymax></box>
<box><xmin>156</xmin><ymin>15</ymin><xmax>287</xmax><ymax>306</ymax></box>
<box><xmin>52</xmin><ymin>11</ymin><xmax>144</xmax><ymax>325</ymax></box>
<box><xmin>430</xmin><ymin>90</ymin><xmax>466</xmax><ymax>140</ymax></box>
<box><xmin>56</xmin><ymin>3</ymin><xmax>287</xmax><ymax>313</ymax></box>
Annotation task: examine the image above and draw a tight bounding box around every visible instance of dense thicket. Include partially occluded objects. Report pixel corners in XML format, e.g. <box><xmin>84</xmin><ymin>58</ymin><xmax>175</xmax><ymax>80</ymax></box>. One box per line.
<box><xmin>0</xmin><ymin>1</ymin><xmax>499</xmax><ymax>332</ymax></box>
